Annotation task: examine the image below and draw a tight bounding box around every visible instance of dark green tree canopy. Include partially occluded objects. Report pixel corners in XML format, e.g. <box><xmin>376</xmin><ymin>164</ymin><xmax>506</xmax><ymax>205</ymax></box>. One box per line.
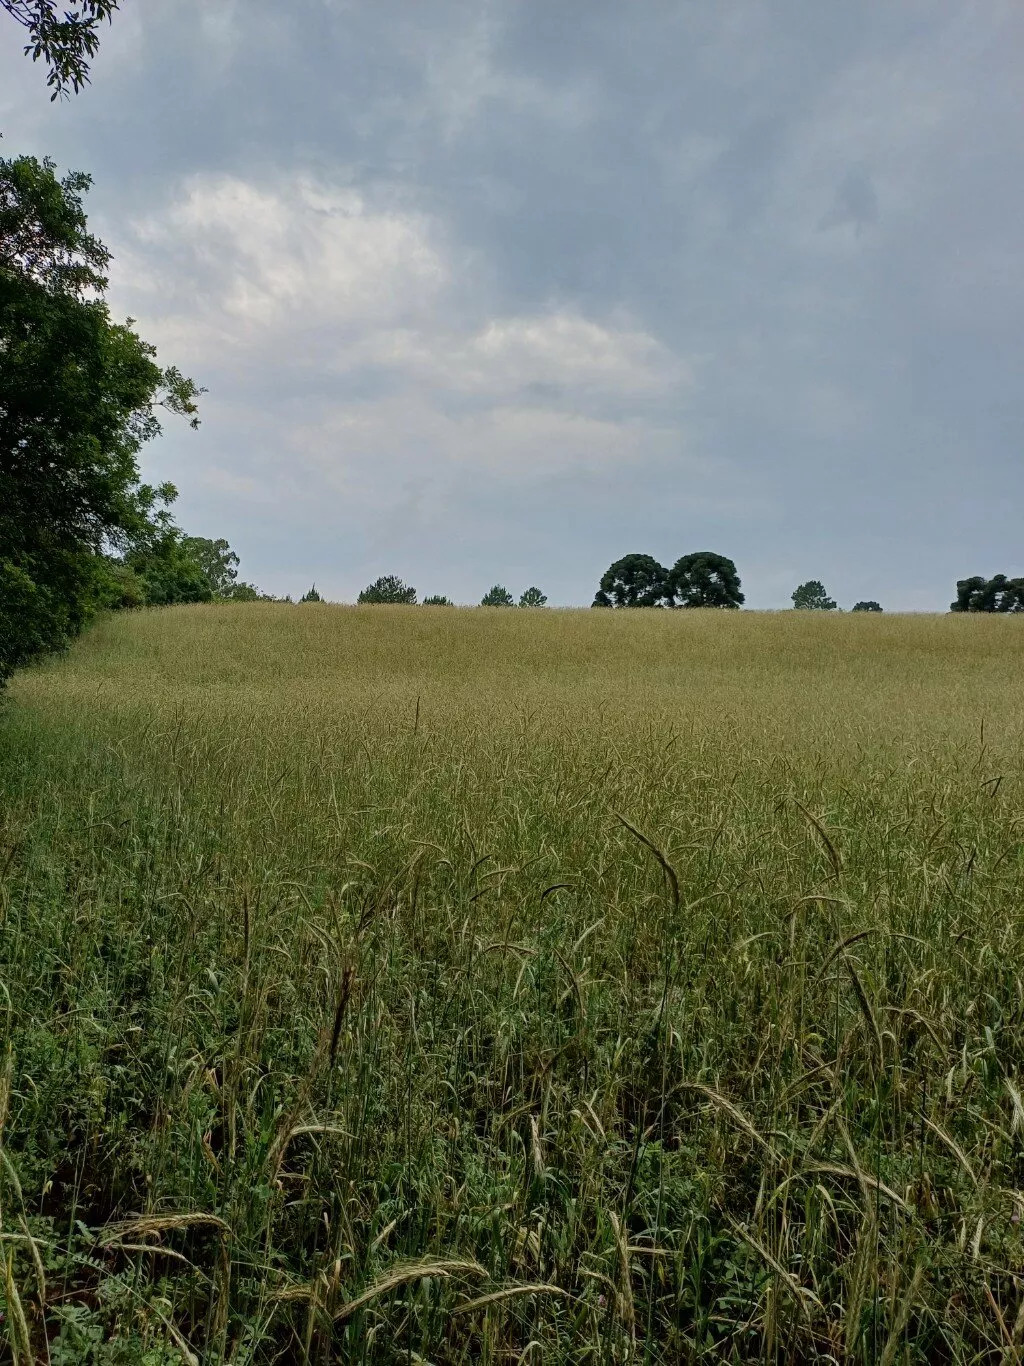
<box><xmin>592</xmin><ymin>554</ymin><xmax>671</xmax><ymax>608</ymax></box>
<box><xmin>481</xmin><ymin>584</ymin><xmax>515</xmax><ymax>607</ymax></box>
<box><xmin>3</xmin><ymin>0</ymin><xmax>119</xmax><ymax>98</ymax></box>
<box><xmin>669</xmin><ymin>552</ymin><xmax>743</xmax><ymax>609</ymax></box>
<box><xmin>519</xmin><ymin>586</ymin><xmax>547</xmax><ymax>607</ymax></box>
<box><xmin>951</xmin><ymin>575</ymin><xmax>1024</xmax><ymax>613</ymax></box>
<box><xmin>0</xmin><ymin>154</ymin><xmax>200</xmax><ymax>681</ymax></box>
<box><xmin>358</xmin><ymin>575</ymin><xmax>417</xmax><ymax>605</ymax></box>
<box><xmin>852</xmin><ymin>600</ymin><xmax>883</xmax><ymax>613</ymax></box>
<box><xmin>792</xmin><ymin>580</ymin><xmax>837</xmax><ymax>611</ymax></box>
<box><xmin>299</xmin><ymin>585</ymin><xmax>323</xmax><ymax>603</ymax></box>
<box><xmin>422</xmin><ymin>595</ymin><xmax>452</xmax><ymax>606</ymax></box>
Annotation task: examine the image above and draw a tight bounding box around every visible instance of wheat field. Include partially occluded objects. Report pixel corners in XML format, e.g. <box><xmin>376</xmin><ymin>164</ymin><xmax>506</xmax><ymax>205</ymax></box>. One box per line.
<box><xmin>2</xmin><ymin>603</ymin><xmax>1024</xmax><ymax>1363</ymax></box>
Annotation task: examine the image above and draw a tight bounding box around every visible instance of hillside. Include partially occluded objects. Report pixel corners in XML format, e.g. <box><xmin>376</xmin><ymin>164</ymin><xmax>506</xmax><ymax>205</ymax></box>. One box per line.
<box><xmin>2</xmin><ymin>605</ymin><xmax>1023</xmax><ymax>1362</ymax></box>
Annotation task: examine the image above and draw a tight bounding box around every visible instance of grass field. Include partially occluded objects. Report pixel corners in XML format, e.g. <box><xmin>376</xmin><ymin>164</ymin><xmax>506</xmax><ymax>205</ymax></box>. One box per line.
<box><xmin>2</xmin><ymin>603</ymin><xmax>1024</xmax><ymax>1363</ymax></box>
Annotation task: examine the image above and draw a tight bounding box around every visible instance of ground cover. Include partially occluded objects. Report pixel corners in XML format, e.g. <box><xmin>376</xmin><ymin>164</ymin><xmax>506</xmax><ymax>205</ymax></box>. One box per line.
<box><xmin>1</xmin><ymin>603</ymin><xmax>1023</xmax><ymax>1362</ymax></box>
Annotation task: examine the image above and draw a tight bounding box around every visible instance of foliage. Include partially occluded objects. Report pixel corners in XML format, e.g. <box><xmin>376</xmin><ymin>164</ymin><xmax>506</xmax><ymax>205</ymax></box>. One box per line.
<box><xmin>222</xmin><ymin>580</ymin><xmax>271</xmax><ymax>602</ymax></box>
<box><xmin>0</xmin><ymin>153</ymin><xmax>200</xmax><ymax>682</ymax></box>
<box><xmin>480</xmin><ymin>584</ymin><xmax>515</xmax><ymax>607</ymax></box>
<box><xmin>852</xmin><ymin>600</ymin><xmax>883</xmax><ymax>612</ymax></box>
<box><xmin>518</xmin><ymin>586</ymin><xmax>548</xmax><ymax>607</ymax></box>
<box><xmin>299</xmin><ymin>585</ymin><xmax>323</xmax><ymax>603</ymax></box>
<box><xmin>669</xmin><ymin>551</ymin><xmax>744</xmax><ymax>608</ymax></box>
<box><xmin>2</xmin><ymin>606</ymin><xmax>1023</xmax><ymax>1361</ymax></box>
<box><xmin>181</xmin><ymin>536</ymin><xmax>240</xmax><ymax>596</ymax></box>
<box><xmin>358</xmin><ymin>575</ymin><xmax>417</xmax><ymax>604</ymax></box>
<box><xmin>950</xmin><ymin>574</ymin><xmax>1024</xmax><ymax>612</ymax></box>
<box><xmin>2</xmin><ymin>0</ymin><xmax>120</xmax><ymax>98</ymax></box>
<box><xmin>423</xmin><ymin>595</ymin><xmax>452</xmax><ymax>606</ymax></box>
<box><xmin>125</xmin><ymin>526</ymin><xmax>214</xmax><ymax>607</ymax></box>
<box><xmin>592</xmin><ymin>553</ymin><xmax>671</xmax><ymax>607</ymax></box>
<box><xmin>791</xmin><ymin>579</ymin><xmax>838</xmax><ymax>611</ymax></box>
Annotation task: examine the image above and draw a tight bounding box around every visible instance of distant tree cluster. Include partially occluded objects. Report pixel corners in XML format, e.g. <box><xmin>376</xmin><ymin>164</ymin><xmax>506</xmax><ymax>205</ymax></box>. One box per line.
<box><xmin>353</xmin><ymin>579</ymin><xmax>549</xmax><ymax>607</ymax></box>
<box><xmin>593</xmin><ymin>552</ymin><xmax>744</xmax><ymax>608</ymax></box>
<box><xmin>791</xmin><ymin>582</ymin><xmax>885</xmax><ymax>612</ymax></box>
<box><xmin>950</xmin><ymin>575</ymin><xmax>1024</xmax><ymax>613</ymax></box>
<box><xmin>481</xmin><ymin>585</ymin><xmax>548</xmax><ymax>607</ymax></box>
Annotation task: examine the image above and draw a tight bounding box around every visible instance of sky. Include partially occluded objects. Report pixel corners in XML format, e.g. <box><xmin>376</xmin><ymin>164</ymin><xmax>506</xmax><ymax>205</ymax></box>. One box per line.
<box><xmin>2</xmin><ymin>0</ymin><xmax>1022</xmax><ymax>608</ymax></box>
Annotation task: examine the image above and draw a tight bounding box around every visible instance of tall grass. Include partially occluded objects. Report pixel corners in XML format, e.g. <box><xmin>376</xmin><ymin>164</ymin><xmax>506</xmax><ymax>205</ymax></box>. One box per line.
<box><xmin>1</xmin><ymin>603</ymin><xmax>1023</xmax><ymax>1362</ymax></box>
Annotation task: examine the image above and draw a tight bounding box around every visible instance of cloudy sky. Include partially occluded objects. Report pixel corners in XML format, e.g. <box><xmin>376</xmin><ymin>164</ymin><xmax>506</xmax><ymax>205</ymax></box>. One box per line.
<box><xmin>3</xmin><ymin>1</ymin><xmax>1022</xmax><ymax>607</ymax></box>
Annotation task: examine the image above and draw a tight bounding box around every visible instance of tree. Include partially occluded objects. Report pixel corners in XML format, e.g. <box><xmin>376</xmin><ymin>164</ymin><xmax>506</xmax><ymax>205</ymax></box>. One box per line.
<box><xmin>519</xmin><ymin>587</ymin><xmax>547</xmax><ymax>607</ymax></box>
<box><xmin>423</xmin><ymin>595</ymin><xmax>452</xmax><ymax>606</ymax></box>
<box><xmin>852</xmin><ymin>600</ymin><xmax>883</xmax><ymax>612</ymax></box>
<box><xmin>792</xmin><ymin>580</ymin><xmax>837</xmax><ymax>611</ymax></box>
<box><xmin>223</xmin><ymin>581</ymin><xmax>271</xmax><ymax>602</ymax></box>
<box><xmin>125</xmin><ymin>524</ymin><xmax>213</xmax><ymax>607</ymax></box>
<box><xmin>669</xmin><ymin>552</ymin><xmax>743</xmax><ymax>609</ymax></box>
<box><xmin>182</xmin><ymin>536</ymin><xmax>239</xmax><ymax>597</ymax></box>
<box><xmin>481</xmin><ymin>585</ymin><xmax>515</xmax><ymax>607</ymax></box>
<box><xmin>3</xmin><ymin>0</ymin><xmax>119</xmax><ymax>99</ymax></box>
<box><xmin>0</xmin><ymin>154</ymin><xmax>201</xmax><ymax>682</ymax></box>
<box><xmin>950</xmin><ymin>575</ymin><xmax>1024</xmax><ymax>613</ymax></box>
<box><xmin>299</xmin><ymin>585</ymin><xmax>323</xmax><ymax>603</ymax></box>
<box><xmin>358</xmin><ymin>575</ymin><xmax>417</xmax><ymax>604</ymax></box>
<box><xmin>592</xmin><ymin>554</ymin><xmax>671</xmax><ymax>608</ymax></box>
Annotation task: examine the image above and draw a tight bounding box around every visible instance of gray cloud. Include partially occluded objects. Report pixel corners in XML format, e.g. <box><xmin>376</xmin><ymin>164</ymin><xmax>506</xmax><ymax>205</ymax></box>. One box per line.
<box><xmin>1</xmin><ymin>0</ymin><xmax>1022</xmax><ymax>607</ymax></box>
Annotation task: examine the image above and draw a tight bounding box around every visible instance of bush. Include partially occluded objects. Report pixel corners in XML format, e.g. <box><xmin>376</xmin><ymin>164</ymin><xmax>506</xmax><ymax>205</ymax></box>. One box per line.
<box><xmin>423</xmin><ymin>595</ymin><xmax>452</xmax><ymax>606</ymax></box>
<box><xmin>852</xmin><ymin>600</ymin><xmax>883</xmax><ymax>613</ymax></box>
<box><xmin>519</xmin><ymin>587</ymin><xmax>547</xmax><ymax>607</ymax></box>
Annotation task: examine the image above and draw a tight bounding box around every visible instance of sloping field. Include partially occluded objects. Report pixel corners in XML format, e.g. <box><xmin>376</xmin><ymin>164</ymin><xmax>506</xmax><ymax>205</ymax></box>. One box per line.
<box><xmin>2</xmin><ymin>604</ymin><xmax>1024</xmax><ymax>1362</ymax></box>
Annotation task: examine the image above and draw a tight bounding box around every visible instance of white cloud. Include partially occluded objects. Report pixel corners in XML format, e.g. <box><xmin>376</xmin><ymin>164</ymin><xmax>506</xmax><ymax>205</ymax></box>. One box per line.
<box><xmin>108</xmin><ymin>172</ymin><xmax>684</xmax><ymax>402</ymax></box>
<box><xmin>108</xmin><ymin>173</ymin><xmax>447</xmax><ymax>362</ymax></box>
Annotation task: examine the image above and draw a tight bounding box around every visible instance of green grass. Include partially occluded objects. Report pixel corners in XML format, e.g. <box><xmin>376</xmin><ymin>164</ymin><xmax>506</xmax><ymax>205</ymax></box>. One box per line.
<box><xmin>2</xmin><ymin>603</ymin><xmax>1024</xmax><ymax>1362</ymax></box>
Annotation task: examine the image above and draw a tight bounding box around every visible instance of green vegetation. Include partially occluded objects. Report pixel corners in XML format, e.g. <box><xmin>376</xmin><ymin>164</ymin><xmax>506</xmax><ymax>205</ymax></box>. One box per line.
<box><xmin>518</xmin><ymin>587</ymin><xmax>548</xmax><ymax>608</ymax></box>
<box><xmin>792</xmin><ymin>580</ymin><xmax>838</xmax><ymax>612</ymax></box>
<box><xmin>480</xmin><ymin>585</ymin><xmax>515</xmax><ymax>607</ymax></box>
<box><xmin>1</xmin><ymin>0</ymin><xmax>120</xmax><ymax>99</ymax></box>
<box><xmin>669</xmin><ymin>552</ymin><xmax>744</xmax><ymax>609</ymax></box>
<box><xmin>0</xmin><ymin>152</ymin><xmax>202</xmax><ymax>684</ymax></box>
<box><xmin>951</xmin><ymin>575</ymin><xmax>1024</xmax><ymax>613</ymax></box>
<box><xmin>358</xmin><ymin>576</ymin><xmax>417</xmax><ymax>605</ymax></box>
<box><xmin>593</xmin><ymin>552</ymin><xmax>743</xmax><ymax>609</ymax></box>
<box><xmin>3</xmin><ymin>605</ymin><xmax>1024</xmax><ymax>1362</ymax></box>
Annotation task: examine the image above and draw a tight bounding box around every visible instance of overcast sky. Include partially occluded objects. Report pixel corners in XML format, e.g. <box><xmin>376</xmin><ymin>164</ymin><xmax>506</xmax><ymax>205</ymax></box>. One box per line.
<box><xmin>3</xmin><ymin>1</ymin><xmax>1022</xmax><ymax>607</ymax></box>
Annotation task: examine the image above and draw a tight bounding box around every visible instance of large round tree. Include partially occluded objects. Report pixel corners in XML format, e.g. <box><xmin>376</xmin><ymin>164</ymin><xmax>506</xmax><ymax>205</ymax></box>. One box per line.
<box><xmin>669</xmin><ymin>551</ymin><xmax>744</xmax><ymax>608</ymax></box>
<box><xmin>592</xmin><ymin>553</ymin><xmax>672</xmax><ymax>607</ymax></box>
